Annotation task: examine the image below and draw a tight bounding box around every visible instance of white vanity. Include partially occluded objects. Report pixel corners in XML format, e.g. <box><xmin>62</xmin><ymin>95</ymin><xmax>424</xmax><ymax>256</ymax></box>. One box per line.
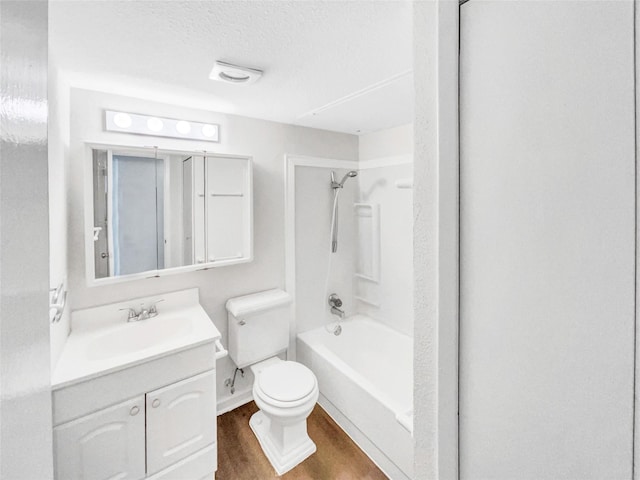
<box><xmin>52</xmin><ymin>288</ymin><xmax>224</xmax><ymax>480</ymax></box>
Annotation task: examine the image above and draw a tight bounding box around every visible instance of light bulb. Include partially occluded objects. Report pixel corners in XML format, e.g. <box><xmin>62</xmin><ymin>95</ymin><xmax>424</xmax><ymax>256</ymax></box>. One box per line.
<box><xmin>202</xmin><ymin>124</ymin><xmax>217</xmax><ymax>138</ymax></box>
<box><xmin>147</xmin><ymin>117</ymin><xmax>163</xmax><ymax>132</ymax></box>
<box><xmin>113</xmin><ymin>112</ymin><xmax>132</xmax><ymax>128</ymax></box>
<box><xmin>176</xmin><ymin>121</ymin><xmax>191</xmax><ymax>134</ymax></box>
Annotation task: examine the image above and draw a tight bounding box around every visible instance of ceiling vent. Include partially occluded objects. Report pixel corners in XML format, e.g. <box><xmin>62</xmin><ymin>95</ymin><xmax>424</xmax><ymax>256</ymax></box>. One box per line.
<box><xmin>209</xmin><ymin>61</ymin><xmax>263</xmax><ymax>85</ymax></box>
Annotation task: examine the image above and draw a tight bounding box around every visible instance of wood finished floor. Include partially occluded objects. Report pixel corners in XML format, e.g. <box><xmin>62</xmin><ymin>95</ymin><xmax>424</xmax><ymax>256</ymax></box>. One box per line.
<box><xmin>216</xmin><ymin>401</ymin><xmax>389</xmax><ymax>480</ymax></box>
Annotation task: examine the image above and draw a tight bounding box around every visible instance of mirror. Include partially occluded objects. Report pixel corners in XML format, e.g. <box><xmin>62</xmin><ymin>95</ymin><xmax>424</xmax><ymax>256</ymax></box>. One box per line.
<box><xmin>88</xmin><ymin>145</ymin><xmax>253</xmax><ymax>283</ymax></box>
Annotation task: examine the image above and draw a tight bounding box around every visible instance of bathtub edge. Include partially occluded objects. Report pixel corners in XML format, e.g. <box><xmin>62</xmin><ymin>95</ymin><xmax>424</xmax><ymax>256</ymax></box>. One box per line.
<box><xmin>317</xmin><ymin>394</ymin><xmax>411</xmax><ymax>480</ymax></box>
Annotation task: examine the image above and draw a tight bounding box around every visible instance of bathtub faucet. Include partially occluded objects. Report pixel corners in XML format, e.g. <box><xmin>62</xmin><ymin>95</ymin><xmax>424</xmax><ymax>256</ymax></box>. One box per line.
<box><xmin>328</xmin><ymin>293</ymin><xmax>345</xmax><ymax>319</ymax></box>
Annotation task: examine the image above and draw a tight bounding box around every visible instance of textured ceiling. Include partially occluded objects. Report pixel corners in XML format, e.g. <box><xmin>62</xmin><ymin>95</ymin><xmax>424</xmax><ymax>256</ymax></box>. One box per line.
<box><xmin>49</xmin><ymin>0</ymin><xmax>413</xmax><ymax>134</ymax></box>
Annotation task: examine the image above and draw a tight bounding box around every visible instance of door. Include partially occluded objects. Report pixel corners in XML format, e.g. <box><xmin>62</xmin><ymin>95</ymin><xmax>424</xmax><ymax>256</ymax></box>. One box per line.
<box><xmin>112</xmin><ymin>154</ymin><xmax>164</xmax><ymax>275</ymax></box>
<box><xmin>459</xmin><ymin>2</ymin><xmax>635</xmax><ymax>479</ymax></box>
<box><xmin>145</xmin><ymin>370</ymin><xmax>216</xmax><ymax>475</ymax></box>
<box><xmin>93</xmin><ymin>149</ymin><xmax>110</xmax><ymax>278</ymax></box>
<box><xmin>54</xmin><ymin>396</ymin><xmax>145</xmax><ymax>480</ymax></box>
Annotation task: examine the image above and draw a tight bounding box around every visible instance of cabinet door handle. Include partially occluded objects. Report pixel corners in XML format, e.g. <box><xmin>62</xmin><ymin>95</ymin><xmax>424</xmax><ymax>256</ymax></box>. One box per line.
<box><xmin>152</xmin><ymin>398</ymin><xmax>161</xmax><ymax>408</ymax></box>
<box><xmin>130</xmin><ymin>406</ymin><xmax>140</xmax><ymax>416</ymax></box>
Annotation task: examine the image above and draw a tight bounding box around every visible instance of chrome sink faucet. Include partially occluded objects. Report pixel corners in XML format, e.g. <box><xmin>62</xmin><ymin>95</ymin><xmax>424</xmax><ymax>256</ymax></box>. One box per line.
<box><xmin>120</xmin><ymin>299</ymin><xmax>164</xmax><ymax>322</ymax></box>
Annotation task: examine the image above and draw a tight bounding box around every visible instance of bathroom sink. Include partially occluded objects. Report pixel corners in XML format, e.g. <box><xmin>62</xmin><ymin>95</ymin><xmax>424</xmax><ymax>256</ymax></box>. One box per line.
<box><xmin>52</xmin><ymin>289</ymin><xmax>222</xmax><ymax>389</ymax></box>
<box><xmin>86</xmin><ymin>315</ymin><xmax>193</xmax><ymax>361</ymax></box>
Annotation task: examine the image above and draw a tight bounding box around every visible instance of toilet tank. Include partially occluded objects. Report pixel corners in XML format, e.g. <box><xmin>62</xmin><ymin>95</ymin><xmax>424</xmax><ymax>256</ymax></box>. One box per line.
<box><xmin>226</xmin><ymin>289</ymin><xmax>292</xmax><ymax>369</ymax></box>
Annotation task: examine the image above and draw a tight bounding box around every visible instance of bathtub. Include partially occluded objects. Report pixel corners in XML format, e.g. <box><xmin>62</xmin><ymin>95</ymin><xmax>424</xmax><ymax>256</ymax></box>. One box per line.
<box><xmin>297</xmin><ymin>315</ymin><xmax>413</xmax><ymax>479</ymax></box>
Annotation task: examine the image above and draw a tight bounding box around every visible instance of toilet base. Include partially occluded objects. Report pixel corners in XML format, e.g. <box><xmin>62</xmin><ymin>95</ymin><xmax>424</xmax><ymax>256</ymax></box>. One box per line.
<box><xmin>249</xmin><ymin>410</ymin><xmax>317</xmax><ymax>475</ymax></box>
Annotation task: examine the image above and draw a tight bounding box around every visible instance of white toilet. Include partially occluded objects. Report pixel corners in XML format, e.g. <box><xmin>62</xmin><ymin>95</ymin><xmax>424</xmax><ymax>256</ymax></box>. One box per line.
<box><xmin>226</xmin><ymin>289</ymin><xmax>319</xmax><ymax>475</ymax></box>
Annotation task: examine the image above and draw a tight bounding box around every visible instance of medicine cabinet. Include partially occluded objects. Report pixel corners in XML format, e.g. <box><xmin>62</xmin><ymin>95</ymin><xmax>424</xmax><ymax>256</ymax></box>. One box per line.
<box><xmin>85</xmin><ymin>145</ymin><xmax>253</xmax><ymax>285</ymax></box>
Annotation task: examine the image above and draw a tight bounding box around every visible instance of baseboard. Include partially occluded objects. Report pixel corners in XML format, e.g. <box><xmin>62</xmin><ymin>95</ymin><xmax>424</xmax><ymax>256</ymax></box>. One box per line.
<box><xmin>317</xmin><ymin>394</ymin><xmax>411</xmax><ymax>480</ymax></box>
<box><xmin>217</xmin><ymin>387</ymin><xmax>253</xmax><ymax>415</ymax></box>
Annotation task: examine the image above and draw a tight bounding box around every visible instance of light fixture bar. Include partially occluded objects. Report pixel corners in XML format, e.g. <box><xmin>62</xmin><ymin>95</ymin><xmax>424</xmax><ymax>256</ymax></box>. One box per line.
<box><xmin>105</xmin><ymin>110</ymin><xmax>219</xmax><ymax>142</ymax></box>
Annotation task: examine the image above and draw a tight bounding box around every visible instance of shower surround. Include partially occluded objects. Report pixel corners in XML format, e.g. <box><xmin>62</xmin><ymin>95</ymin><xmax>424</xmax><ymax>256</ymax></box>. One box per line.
<box><xmin>286</xmin><ymin>144</ymin><xmax>413</xmax><ymax>479</ymax></box>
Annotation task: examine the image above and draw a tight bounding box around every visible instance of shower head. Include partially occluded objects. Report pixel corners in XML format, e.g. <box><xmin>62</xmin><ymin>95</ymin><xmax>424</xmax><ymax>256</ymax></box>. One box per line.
<box><xmin>333</xmin><ymin>170</ymin><xmax>358</xmax><ymax>189</ymax></box>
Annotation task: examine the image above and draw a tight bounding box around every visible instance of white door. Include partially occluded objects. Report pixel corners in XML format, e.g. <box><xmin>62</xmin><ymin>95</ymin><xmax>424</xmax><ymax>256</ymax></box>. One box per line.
<box><xmin>146</xmin><ymin>370</ymin><xmax>216</xmax><ymax>475</ymax></box>
<box><xmin>459</xmin><ymin>1</ymin><xmax>635</xmax><ymax>479</ymax></box>
<box><xmin>54</xmin><ymin>396</ymin><xmax>145</xmax><ymax>480</ymax></box>
<box><xmin>111</xmin><ymin>155</ymin><xmax>164</xmax><ymax>276</ymax></box>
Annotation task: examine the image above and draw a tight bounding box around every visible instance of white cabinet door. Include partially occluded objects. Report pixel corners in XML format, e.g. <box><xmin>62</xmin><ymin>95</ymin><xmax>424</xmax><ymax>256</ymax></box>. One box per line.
<box><xmin>205</xmin><ymin>157</ymin><xmax>249</xmax><ymax>262</ymax></box>
<box><xmin>146</xmin><ymin>370</ymin><xmax>216</xmax><ymax>475</ymax></box>
<box><xmin>54</xmin><ymin>396</ymin><xmax>145</xmax><ymax>480</ymax></box>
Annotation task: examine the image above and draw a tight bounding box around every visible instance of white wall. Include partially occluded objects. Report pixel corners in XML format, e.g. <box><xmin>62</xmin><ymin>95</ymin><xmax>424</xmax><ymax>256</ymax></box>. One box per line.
<box><xmin>48</xmin><ymin>64</ymin><xmax>71</xmax><ymax>371</ymax></box>
<box><xmin>295</xmin><ymin>166</ymin><xmax>357</xmax><ymax>334</ymax></box>
<box><xmin>357</xmin><ymin>125</ymin><xmax>413</xmax><ymax>336</ymax></box>
<box><xmin>65</xmin><ymin>88</ymin><xmax>358</xmax><ymax>407</ymax></box>
<box><xmin>459</xmin><ymin>2</ymin><xmax>635</xmax><ymax>479</ymax></box>
<box><xmin>0</xmin><ymin>2</ymin><xmax>54</xmax><ymax>478</ymax></box>
<box><xmin>359</xmin><ymin>124</ymin><xmax>413</xmax><ymax>162</ymax></box>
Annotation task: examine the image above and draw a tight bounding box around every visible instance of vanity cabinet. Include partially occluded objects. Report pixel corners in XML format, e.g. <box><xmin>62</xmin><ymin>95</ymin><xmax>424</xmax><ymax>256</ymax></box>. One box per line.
<box><xmin>54</xmin><ymin>396</ymin><xmax>146</xmax><ymax>480</ymax></box>
<box><xmin>53</xmin><ymin>345</ymin><xmax>218</xmax><ymax>480</ymax></box>
<box><xmin>146</xmin><ymin>371</ymin><xmax>216</xmax><ymax>475</ymax></box>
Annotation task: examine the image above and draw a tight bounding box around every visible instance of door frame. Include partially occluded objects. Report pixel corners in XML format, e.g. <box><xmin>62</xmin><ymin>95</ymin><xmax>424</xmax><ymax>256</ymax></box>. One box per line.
<box><xmin>412</xmin><ymin>1</ymin><xmax>459</xmax><ymax>479</ymax></box>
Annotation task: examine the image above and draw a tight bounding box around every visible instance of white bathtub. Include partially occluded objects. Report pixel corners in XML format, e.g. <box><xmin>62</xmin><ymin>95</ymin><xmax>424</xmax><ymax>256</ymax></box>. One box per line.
<box><xmin>297</xmin><ymin>315</ymin><xmax>413</xmax><ymax>479</ymax></box>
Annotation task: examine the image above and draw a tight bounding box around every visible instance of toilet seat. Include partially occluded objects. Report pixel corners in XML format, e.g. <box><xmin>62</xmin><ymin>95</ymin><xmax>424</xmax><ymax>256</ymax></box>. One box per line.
<box><xmin>255</xmin><ymin>361</ymin><xmax>317</xmax><ymax>406</ymax></box>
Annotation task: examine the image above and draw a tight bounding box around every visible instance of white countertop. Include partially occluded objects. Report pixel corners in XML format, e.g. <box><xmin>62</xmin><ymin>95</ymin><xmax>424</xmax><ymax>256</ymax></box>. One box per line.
<box><xmin>52</xmin><ymin>289</ymin><xmax>221</xmax><ymax>390</ymax></box>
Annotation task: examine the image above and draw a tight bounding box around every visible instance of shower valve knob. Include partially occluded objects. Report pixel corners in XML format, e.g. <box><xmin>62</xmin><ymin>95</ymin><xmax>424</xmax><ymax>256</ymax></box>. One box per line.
<box><xmin>328</xmin><ymin>294</ymin><xmax>342</xmax><ymax>308</ymax></box>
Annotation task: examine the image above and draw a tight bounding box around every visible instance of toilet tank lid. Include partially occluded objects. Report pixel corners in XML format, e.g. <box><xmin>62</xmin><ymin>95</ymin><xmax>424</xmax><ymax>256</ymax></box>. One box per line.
<box><xmin>225</xmin><ymin>289</ymin><xmax>292</xmax><ymax>318</ymax></box>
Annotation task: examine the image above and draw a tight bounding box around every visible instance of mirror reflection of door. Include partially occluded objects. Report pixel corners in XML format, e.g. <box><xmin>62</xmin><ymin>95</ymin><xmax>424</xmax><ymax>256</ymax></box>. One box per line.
<box><xmin>112</xmin><ymin>154</ymin><xmax>164</xmax><ymax>276</ymax></box>
<box><xmin>182</xmin><ymin>157</ymin><xmax>194</xmax><ymax>265</ymax></box>
<box><xmin>180</xmin><ymin>156</ymin><xmax>206</xmax><ymax>266</ymax></box>
<box><xmin>93</xmin><ymin>150</ymin><xmax>110</xmax><ymax>278</ymax></box>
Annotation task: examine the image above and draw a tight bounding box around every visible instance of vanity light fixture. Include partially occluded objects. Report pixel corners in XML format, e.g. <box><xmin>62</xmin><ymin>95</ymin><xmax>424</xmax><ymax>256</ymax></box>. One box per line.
<box><xmin>209</xmin><ymin>61</ymin><xmax>263</xmax><ymax>85</ymax></box>
<box><xmin>105</xmin><ymin>110</ymin><xmax>219</xmax><ymax>142</ymax></box>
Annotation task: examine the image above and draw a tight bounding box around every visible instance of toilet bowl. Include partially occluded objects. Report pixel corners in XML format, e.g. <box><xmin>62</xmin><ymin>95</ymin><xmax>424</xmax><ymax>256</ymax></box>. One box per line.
<box><xmin>248</xmin><ymin>357</ymin><xmax>319</xmax><ymax>475</ymax></box>
<box><xmin>225</xmin><ymin>289</ymin><xmax>319</xmax><ymax>474</ymax></box>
